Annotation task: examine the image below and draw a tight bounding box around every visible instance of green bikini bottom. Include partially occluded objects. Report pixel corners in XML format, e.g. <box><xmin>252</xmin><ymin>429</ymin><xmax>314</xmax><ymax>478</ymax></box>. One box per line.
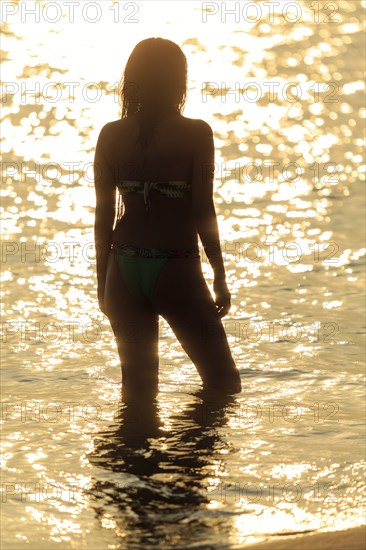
<box><xmin>112</xmin><ymin>243</ymin><xmax>200</xmax><ymax>304</ymax></box>
<box><xmin>116</xmin><ymin>255</ymin><xmax>169</xmax><ymax>303</ymax></box>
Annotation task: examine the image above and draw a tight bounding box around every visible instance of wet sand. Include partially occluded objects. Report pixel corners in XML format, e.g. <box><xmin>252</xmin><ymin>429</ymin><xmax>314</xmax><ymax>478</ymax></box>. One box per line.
<box><xmin>246</xmin><ymin>526</ymin><xmax>366</xmax><ymax>550</ymax></box>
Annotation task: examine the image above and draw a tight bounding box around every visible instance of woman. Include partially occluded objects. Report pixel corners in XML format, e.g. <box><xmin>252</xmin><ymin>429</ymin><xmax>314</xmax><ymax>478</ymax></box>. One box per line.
<box><xmin>93</xmin><ymin>38</ymin><xmax>241</xmax><ymax>396</ymax></box>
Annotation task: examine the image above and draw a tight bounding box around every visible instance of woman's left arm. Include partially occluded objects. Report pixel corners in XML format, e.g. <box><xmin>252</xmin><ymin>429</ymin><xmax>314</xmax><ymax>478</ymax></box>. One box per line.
<box><xmin>93</xmin><ymin>123</ymin><xmax>116</xmax><ymax>313</ymax></box>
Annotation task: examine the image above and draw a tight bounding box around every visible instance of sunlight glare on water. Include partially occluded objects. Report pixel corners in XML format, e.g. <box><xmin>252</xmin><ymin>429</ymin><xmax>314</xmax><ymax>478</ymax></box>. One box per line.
<box><xmin>1</xmin><ymin>0</ymin><xmax>366</xmax><ymax>548</ymax></box>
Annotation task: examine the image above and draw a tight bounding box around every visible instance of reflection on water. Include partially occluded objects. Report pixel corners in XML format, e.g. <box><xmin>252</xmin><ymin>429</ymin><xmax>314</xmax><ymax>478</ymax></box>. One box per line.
<box><xmin>1</xmin><ymin>0</ymin><xmax>365</xmax><ymax>548</ymax></box>
<box><xmin>87</xmin><ymin>389</ymin><xmax>237</xmax><ymax>549</ymax></box>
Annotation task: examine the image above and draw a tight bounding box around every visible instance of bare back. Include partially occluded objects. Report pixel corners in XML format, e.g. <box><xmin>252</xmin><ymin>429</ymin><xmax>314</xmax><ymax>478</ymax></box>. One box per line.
<box><xmin>103</xmin><ymin>114</ymin><xmax>202</xmax><ymax>249</ymax></box>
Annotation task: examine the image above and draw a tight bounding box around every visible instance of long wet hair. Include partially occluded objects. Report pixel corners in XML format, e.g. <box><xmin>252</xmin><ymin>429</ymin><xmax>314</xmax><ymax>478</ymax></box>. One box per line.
<box><xmin>119</xmin><ymin>37</ymin><xmax>187</xmax><ymax>152</ymax></box>
<box><xmin>116</xmin><ymin>37</ymin><xmax>188</xmax><ymax>220</ymax></box>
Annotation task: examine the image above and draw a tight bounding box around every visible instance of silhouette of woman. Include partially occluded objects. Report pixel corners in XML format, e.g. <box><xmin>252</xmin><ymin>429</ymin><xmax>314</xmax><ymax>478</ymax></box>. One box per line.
<box><xmin>93</xmin><ymin>38</ymin><xmax>241</xmax><ymax>397</ymax></box>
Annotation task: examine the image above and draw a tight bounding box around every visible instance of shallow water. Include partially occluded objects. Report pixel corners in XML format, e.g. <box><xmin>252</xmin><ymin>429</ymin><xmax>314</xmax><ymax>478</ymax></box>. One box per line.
<box><xmin>1</xmin><ymin>1</ymin><xmax>365</xmax><ymax>548</ymax></box>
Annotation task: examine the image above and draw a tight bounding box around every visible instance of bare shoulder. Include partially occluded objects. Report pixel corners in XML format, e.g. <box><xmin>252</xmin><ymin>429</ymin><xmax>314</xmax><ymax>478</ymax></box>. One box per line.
<box><xmin>96</xmin><ymin>119</ymin><xmax>127</xmax><ymax>147</ymax></box>
<box><xmin>97</xmin><ymin>116</ymin><xmax>213</xmax><ymax>143</ymax></box>
<box><xmin>99</xmin><ymin>119</ymin><xmax>125</xmax><ymax>135</ymax></box>
<box><xmin>180</xmin><ymin>116</ymin><xmax>213</xmax><ymax>135</ymax></box>
<box><xmin>96</xmin><ymin>120</ymin><xmax>117</xmax><ymax>140</ymax></box>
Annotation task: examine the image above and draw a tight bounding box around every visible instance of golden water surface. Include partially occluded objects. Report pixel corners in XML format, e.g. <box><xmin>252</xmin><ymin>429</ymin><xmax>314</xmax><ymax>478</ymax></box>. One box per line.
<box><xmin>1</xmin><ymin>1</ymin><xmax>365</xmax><ymax>548</ymax></box>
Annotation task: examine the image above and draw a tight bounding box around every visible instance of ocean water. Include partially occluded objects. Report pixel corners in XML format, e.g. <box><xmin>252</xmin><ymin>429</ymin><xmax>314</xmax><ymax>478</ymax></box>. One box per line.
<box><xmin>1</xmin><ymin>1</ymin><xmax>365</xmax><ymax>548</ymax></box>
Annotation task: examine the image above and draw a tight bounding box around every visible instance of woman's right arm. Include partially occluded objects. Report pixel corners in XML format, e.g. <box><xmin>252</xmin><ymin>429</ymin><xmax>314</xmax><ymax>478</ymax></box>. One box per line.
<box><xmin>93</xmin><ymin>123</ymin><xmax>116</xmax><ymax>313</ymax></box>
<box><xmin>191</xmin><ymin>120</ymin><xmax>231</xmax><ymax>316</ymax></box>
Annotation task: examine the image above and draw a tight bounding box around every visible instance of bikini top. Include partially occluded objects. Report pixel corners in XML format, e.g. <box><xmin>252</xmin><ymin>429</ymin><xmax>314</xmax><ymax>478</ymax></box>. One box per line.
<box><xmin>116</xmin><ymin>180</ymin><xmax>191</xmax><ymax>212</ymax></box>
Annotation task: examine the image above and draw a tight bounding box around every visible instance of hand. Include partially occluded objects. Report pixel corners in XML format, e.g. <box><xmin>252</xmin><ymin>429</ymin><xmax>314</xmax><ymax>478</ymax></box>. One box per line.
<box><xmin>213</xmin><ymin>277</ymin><xmax>231</xmax><ymax>317</ymax></box>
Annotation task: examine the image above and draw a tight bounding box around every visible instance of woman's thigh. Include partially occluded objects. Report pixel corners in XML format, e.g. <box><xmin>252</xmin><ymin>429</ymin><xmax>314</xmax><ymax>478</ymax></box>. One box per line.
<box><xmin>104</xmin><ymin>252</ymin><xmax>159</xmax><ymax>387</ymax></box>
<box><xmin>151</xmin><ymin>258</ymin><xmax>241</xmax><ymax>390</ymax></box>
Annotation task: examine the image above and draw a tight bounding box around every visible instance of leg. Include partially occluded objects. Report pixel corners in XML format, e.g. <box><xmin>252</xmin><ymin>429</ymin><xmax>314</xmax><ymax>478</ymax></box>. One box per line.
<box><xmin>151</xmin><ymin>258</ymin><xmax>242</xmax><ymax>394</ymax></box>
<box><xmin>104</xmin><ymin>252</ymin><xmax>159</xmax><ymax>395</ymax></box>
